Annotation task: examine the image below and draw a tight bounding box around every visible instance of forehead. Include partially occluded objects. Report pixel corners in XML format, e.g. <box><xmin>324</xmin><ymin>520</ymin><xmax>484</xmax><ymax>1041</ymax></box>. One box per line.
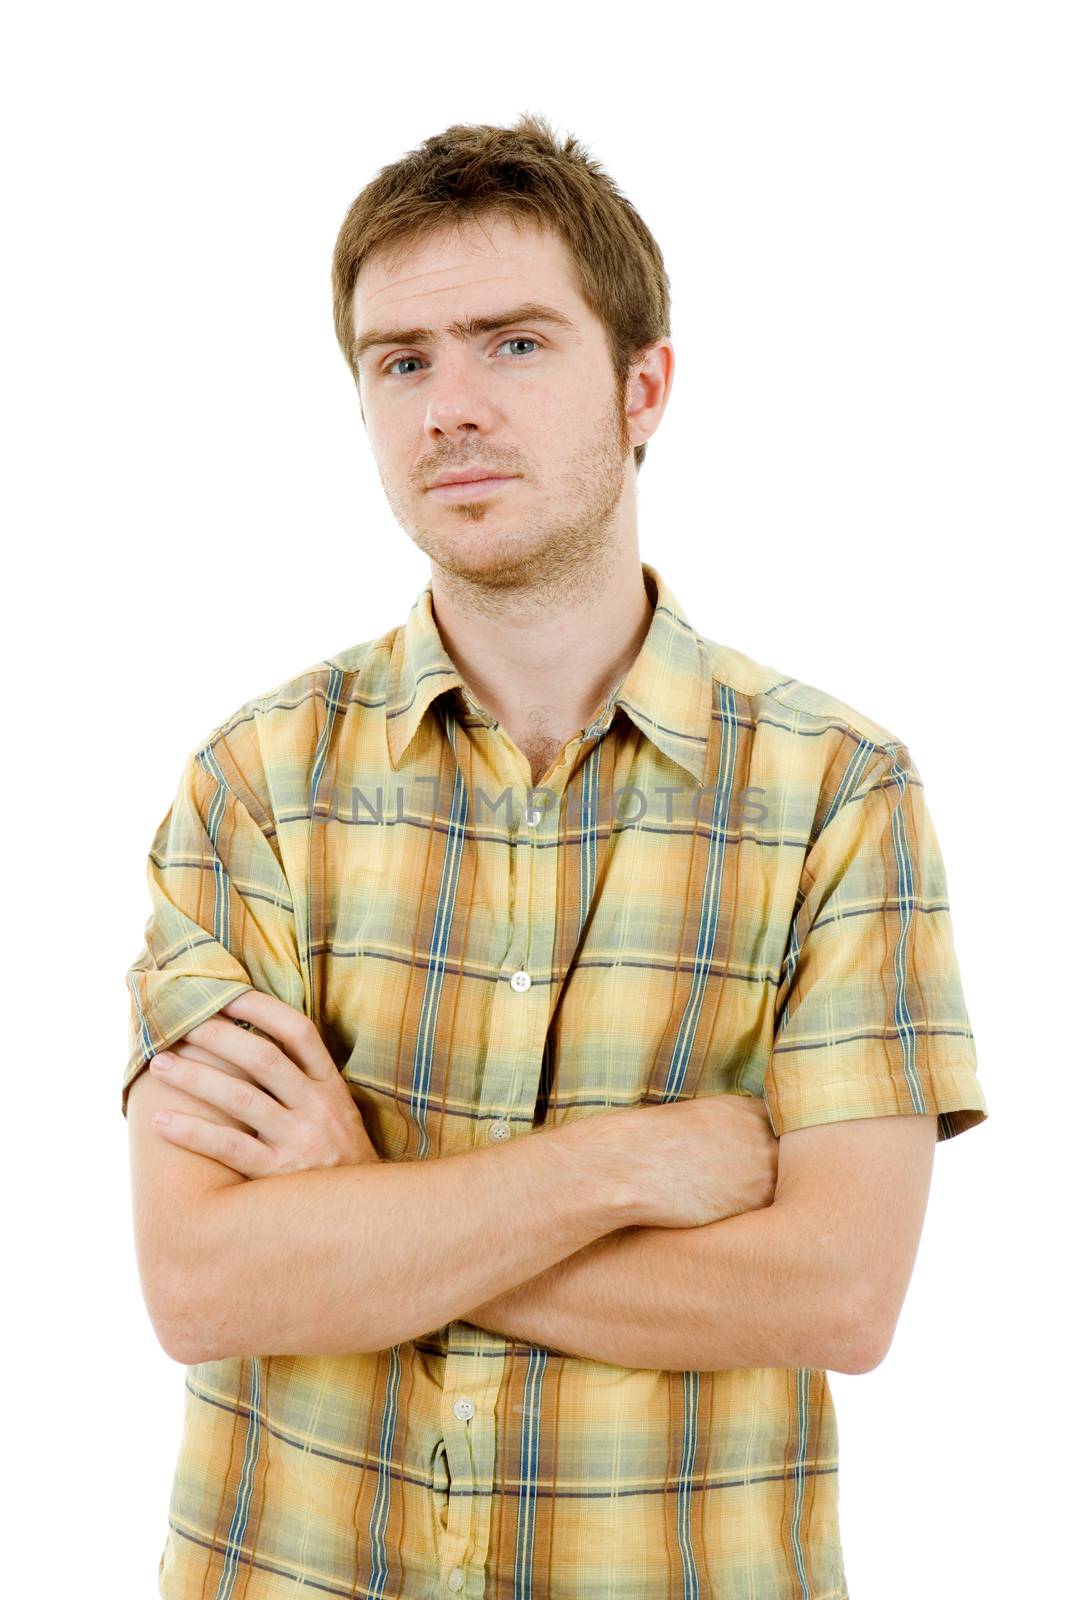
<box><xmin>352</xmin><ymin>215</ymin><xmax>584</xmax><ymax>331</ymax></box>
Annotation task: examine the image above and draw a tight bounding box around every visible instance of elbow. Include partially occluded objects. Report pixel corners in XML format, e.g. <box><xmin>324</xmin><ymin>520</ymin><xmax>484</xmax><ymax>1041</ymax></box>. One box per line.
<box><xmin>148</xmin><ymin>1307</ymin><xmax>202</xmax><ymax>1367</ymax></box>
<box><xmin>154</xmin><ymin>1267</ymin><xmax>219</xmax><ymax>1367</ymax></box>
<box><xmin>158</xmin><ymin>1330</ymin><xmax>203</xmax><ymax>1367</ymax></box>
<box><xmin>137</xmin><ymin>1267</ymin><xmax>196</xmax><ymax>1364</ymax></box>
<box><xmin>822</xmin><ymin>1281</ymin><xmax>892</xmax><ymax>1376</ymax></box>
<box><xmin>155</xmin><ymin>1270</ymin><xmax>377</xmax><ymax>1366</ymax></box>
<box><xmin>159</xmin><ymin>1318</ymin><xmax>210</xmax><ymax>1367</ymax></box>
<box><xmin>152</xmin><ymin>1203</ymin><xmax>262</xmax><ymax>1364</ymax></box>
<box><xmin>136</xmin><ymin>1218</ymin><xmax>226</xmax><ymax>1365</ymax></box>
<box><xmin>829</xmin><ymin>1328</ymin><xmax>890</xmax><ymax>1376</ymax></box>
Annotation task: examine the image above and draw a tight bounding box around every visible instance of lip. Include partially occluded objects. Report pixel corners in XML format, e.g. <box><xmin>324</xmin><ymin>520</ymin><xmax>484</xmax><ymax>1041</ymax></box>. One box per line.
<box><xmin>427</xmin><ymin>475</ymin><xmax>519</xmax><ymax>502</ymax></box>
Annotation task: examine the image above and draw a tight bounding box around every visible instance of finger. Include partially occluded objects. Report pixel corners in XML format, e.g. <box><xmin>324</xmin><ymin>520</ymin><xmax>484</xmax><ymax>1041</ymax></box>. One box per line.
<box><xmin>163</xmin><ymin>1041</ymin><xmax>260</xmax><ymax>1134</ymax></box>
<box><xmin>168</xmin><ymin>1038</ymin><xmax>261</xmax><ymax>1087</ymax></box>
<box><xmin>179</xmin><ymin>1014</ymin><xmax>311</xmax><ymax>1110</ymax></box>
<box><xmin>218</xmin><ymin>989</ymin><xmax>338</xmax><ymax>1084</ymax></box>
<box><xmin>152</xmin><ymin>1107</ymin><xmax>276</xmax><ymax>1179</ymax></box>
<box><xmin>150</xmin><ymin>1051</ymin><xmax>291</xmax><ymax>1145</ymax></box>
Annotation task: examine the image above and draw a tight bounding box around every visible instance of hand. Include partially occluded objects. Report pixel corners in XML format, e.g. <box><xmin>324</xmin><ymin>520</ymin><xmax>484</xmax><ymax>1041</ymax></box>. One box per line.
<box><xmin>148</xmin><ymin>989</ymin><xmax>381</xmax><ymax>1177</ymax></box>
<box><xmin>574</xmin><ymin>1092</ymin><xmax>779</xmax><ymax>1229</ymax></box>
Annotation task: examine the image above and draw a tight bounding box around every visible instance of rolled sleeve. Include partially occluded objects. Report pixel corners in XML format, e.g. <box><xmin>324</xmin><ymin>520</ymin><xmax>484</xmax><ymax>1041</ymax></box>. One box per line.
<box><xmin>762</xmin><ymin>743</ymin><xmax>988</xmax><ymax>1144</ymax></box>
<box><xmin>122</xmin><ymin>743</ymin><xmax>306</xmax><ymax>1119</ymax></box>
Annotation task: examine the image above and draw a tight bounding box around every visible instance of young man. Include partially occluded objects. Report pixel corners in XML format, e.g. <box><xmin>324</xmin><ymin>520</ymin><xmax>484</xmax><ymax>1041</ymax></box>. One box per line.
<box><xmin>123</xmin><ymin>114</ymin><xmax>988</xmax><ymax>1599</ymax></box>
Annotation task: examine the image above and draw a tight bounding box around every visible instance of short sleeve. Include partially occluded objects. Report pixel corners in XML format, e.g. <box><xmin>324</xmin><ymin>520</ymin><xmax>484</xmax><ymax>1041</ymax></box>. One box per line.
<box><xmin>121</xmin><ymin>744</ymin><xmax>306</xmax><ymax>1120</ymax></box>
<box><xmin>762</xmin><ymin>743</ymin><xmax>988</xmax><ymax>1144</ymax></box>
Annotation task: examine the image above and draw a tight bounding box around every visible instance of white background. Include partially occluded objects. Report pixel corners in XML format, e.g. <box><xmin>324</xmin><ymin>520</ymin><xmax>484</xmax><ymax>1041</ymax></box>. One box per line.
<box><xmin>4</xmin><ymin>3</ymin><xmax>1063</xmax><ymax>1594</ymax></box>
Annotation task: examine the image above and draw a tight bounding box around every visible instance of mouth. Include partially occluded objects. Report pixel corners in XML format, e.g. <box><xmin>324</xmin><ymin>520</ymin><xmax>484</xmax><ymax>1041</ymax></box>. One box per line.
<box><xmin>427</xmin><ymin>476</ymin><xmax>519</xmax><ymax>502</ymax></box>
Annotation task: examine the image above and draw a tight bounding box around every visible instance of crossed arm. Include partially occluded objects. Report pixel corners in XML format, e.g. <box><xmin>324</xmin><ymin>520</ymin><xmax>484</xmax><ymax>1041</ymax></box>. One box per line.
<box><xmin>460</xmin><ymin>1111</ymin><xmax>938</xmax><ymax>1375</ymax></box>
<box><xmin>135</xmin><ymin>995</ymin><xmax>937</xmax><ymax>1374</ymax></box>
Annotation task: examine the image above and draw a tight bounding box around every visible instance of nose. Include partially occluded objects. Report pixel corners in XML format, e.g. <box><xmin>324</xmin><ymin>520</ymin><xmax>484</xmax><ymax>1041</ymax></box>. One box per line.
<box><xmin>422</xmin><ymin>351</ymin><xmax>496</xmax><ymax>442</ymax></box>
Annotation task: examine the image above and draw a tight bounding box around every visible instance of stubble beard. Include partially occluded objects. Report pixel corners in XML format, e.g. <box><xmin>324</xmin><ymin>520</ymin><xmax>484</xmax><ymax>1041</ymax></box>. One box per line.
<box><xmin>381</xmin><ymin>381</ymin><xmax>634</xmax><ymax>614</ymax></box>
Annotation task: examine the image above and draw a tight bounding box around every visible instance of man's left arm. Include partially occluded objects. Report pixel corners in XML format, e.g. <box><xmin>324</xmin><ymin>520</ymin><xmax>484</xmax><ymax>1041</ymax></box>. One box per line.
<box><xmin>469</xmin><ymin>739</ymin><xmax>985</xmax><ymax>1375</ymax></box>
<box><xmin>463</xmin><ymin>1110</ymin><xmax>938</xmax><ymax>1375</ymax></box>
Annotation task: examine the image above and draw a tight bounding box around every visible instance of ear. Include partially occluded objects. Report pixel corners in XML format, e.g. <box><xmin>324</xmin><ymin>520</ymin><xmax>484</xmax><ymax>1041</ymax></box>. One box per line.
<box><xmin>624</xmin><ymin>339</ymin><xmax>674</xmax><ymax>451</ymax></box>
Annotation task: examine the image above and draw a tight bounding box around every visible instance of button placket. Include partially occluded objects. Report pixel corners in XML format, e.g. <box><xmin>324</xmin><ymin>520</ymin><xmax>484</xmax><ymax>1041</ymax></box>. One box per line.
<box><xmin>443</xmin><ymin>753</ymin><xmax>577</xmax><ymax>1593</ymax></box>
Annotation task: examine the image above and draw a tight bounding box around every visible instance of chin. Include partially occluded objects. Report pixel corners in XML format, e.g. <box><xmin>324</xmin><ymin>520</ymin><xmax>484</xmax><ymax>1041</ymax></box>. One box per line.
<box><xmin>423</xmin><ymin>533</ymin><xmax>539</xmax><ymax>584</ymax></box>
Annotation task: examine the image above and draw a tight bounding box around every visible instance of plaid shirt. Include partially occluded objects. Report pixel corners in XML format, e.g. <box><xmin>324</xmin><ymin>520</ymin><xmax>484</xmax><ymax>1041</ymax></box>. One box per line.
<box><xmin>124</xmin><ymin>562</ymin><xmax>988</xmax><ymax>1598</ymax></box>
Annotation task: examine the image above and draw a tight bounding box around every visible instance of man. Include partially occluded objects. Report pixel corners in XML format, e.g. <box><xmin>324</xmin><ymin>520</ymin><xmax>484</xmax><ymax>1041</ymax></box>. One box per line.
<box><xmin>124</xmin><ymin>114</ymin><xmax>988</xmax><ymax>1599</ymax></box>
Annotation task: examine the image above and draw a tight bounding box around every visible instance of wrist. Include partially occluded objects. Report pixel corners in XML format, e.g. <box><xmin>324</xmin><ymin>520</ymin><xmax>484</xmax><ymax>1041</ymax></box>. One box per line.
<box><xmin>546</xmin><ymin>1115</ymin><xmax>641</xmax><ymax>1231</ymax></box>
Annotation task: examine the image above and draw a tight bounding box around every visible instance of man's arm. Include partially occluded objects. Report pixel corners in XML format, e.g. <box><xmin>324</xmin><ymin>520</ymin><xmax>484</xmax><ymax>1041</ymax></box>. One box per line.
<box><xmin>460</xmin><ymin>1112</ymin><xmax>939</xmax><ymax>1375</ymax></box>
<box><xmin>159</xmin><ymin>1114</ymin><xmax>636</xmax><ymax>1365</ymax></box>
<box><xmin>141</xmin><ymin>988</ymin><xmax>935</xmax><ymax>1372</ymax></box>
<box><xmin>135</xmin><ymin>991</ymin><xmax>781</xmax><ymax>1367</ymax></box>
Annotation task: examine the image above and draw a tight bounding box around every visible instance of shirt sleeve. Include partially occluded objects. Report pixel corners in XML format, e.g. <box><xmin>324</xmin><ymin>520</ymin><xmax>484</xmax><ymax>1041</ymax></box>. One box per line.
<box><xmin>121</xmin><ymin>744</ymin><xmax>306</xmax><ymax>1120</ymax></box>
<box><xmin>761</xmin><ymin>742</ymin><xmax>988</xmax><ymax>1144</ymax></box>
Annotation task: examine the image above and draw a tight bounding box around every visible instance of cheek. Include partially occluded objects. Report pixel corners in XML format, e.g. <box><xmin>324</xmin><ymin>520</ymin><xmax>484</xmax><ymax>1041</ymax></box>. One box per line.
<box><xmin>525</xmin><ymin>403</ymin><xmax>590</xmax><ymax>469</ymax></box>
<box><xmin>368</xmin><ymin>436</ymin><xmax>425</xmax><ymax>503</ymax></box>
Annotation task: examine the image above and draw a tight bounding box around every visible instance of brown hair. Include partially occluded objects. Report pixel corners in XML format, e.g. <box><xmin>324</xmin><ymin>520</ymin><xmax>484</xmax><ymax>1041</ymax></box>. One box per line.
<box><xmin>330</xmin><ymin>111</ymin><xmax>671</xmax><ymax>473</ymax></box>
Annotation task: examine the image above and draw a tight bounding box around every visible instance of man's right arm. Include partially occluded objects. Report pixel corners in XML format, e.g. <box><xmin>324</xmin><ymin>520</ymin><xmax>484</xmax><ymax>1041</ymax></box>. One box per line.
<box><xmin>153</xmin><ymin>1108</ymin><xmax>636</xmax><ymax>1365</ymax></box>
<box><xmin>124</xmin><ymin>748</ymin><xmax>634</xmax><ymax>1366</ymax></box>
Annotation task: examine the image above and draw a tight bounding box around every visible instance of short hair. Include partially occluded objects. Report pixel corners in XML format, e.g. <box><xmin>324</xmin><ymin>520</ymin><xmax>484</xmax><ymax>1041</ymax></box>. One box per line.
<box><xmin>331</xmin><ymin>110</ymin><xmax>671</xmax><ymax>472</ymax></box>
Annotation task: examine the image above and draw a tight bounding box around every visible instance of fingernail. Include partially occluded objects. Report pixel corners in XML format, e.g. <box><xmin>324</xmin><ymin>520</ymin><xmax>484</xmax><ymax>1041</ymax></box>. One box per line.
<box><xmin>154</xmin><ymin>1113</ymin><xmax>172</xmax><ymax>1126</ymax></box>
<box><xmin>152</xmin><ymin>1054</ymin><xmax>172</xmax><ymax>1071</ymax></box>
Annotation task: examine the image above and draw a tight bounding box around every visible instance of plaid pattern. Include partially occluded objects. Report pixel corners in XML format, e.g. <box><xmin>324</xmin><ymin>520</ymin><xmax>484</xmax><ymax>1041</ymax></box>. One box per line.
<box><xmin>124</xmin><ymin>562</ymin><xmax>987</xmax><ymax>1598</ymax></box>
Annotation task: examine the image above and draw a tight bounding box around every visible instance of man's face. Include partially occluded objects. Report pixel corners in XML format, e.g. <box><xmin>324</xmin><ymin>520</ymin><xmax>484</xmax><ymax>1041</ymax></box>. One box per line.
<box><xmin>351</xmin><ymin>214</ymin><xmax>639</xmax><ymax>592</ymax></box>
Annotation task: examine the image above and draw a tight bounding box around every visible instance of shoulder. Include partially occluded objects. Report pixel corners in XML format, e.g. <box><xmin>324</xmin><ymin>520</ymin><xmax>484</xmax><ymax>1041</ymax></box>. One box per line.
<box><xmin>202</xmin><ymin>634</ymin><xmax>394</xmax><ymax>750</ymax></box>
<box><xmin>692</xmin><ymin>631</ymin><xmax>921</xmax><ymax>840</ymax></box>
<box><xmin>699</xmin><ymin>632</ymin><xmax>908</xmax><ymax>763</ymax></box>
<box><xmin>185</xmin><ymin>629</ymin><xmax>396</xmax><ymax>817</ymax></box>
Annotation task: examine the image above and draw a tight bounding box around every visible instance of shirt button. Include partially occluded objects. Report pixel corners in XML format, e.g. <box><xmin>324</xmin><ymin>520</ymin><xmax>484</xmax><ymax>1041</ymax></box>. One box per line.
<box><xmin>452</xmin><ymin>1396</ymin><xmax>475</xmax><ymax>1421</ymax></box>
<box><xmin>488</xmin><ymin>1119</ymin><xmax>511</xmax><ymax>1141</ymax></box>
<box><xmin>509</xmin><ymin>970</ymin><xmax>531</xmax><ymax>992</ymax></box>
<box><xmin>448</xmin><ymin>1569</ymin><xmax>465</xmax><ymax>1592</ymax></box>
<box><xmin>524</xmin><ymin>804</ymin><xmax>543</xmax><ymax>825</ymax></box>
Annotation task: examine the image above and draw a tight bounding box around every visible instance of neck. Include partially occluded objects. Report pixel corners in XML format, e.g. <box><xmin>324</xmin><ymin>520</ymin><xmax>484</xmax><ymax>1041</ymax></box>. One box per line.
<box><xmin>428</xmin><ymin>541</ymin><xmax>656</xmax><ymax>763</ymax></box>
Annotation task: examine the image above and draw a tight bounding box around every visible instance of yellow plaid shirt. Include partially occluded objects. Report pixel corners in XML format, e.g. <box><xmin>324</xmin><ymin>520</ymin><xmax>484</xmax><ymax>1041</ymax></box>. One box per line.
<box><xmin>124</xmin><ymin>561</ymin><xmax>988</xmax><ymax>1598</ymax></box>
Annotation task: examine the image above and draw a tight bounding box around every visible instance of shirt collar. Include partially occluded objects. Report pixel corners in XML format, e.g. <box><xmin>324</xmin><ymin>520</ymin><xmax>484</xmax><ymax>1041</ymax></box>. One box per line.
<box><xmin>385</xmin><ymin>561</ymin><xmax>713</xmax><ymax>784</ymax></box>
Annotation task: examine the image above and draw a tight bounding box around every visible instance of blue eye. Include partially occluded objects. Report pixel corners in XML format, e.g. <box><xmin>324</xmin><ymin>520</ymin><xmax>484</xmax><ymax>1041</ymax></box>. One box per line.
<box><xmin>383</xmin><ymin>336</ymin><xmax>542</xmax><ymax>378</ymax></box>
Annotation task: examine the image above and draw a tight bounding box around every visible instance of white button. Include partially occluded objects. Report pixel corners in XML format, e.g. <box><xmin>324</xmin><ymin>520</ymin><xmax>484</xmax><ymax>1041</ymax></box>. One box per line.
<box><xmin>509</xmin><ymin>970</ymin><xmax>531</xmax><ymax>992</ymax></box>
<box><xmin>488</xmin><ymin>1119</ymin><xmax>511</xmax><ymax>1141</ymax></box>
<box><xmin>448</xmin><ymin>1569</ymin><xmax>465</xmax><ymax>1592</ymax></box>
<box><xmin>524</xmin><ymin>804</ymin><xmax>542</xmax><ymax>825</ymax></box>
<box><xmin>452</xmin><ymin>1396</ymin><xmax>475</xmax><ymax>1421</ymax></box>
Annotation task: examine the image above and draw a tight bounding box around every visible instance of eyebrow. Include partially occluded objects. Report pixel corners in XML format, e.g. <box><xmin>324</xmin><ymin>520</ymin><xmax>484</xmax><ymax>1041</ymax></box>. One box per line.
<box><xmin>351</xmin><ymin>301</ymin><xmax>580</xmax><ymax>367</ymax></box>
